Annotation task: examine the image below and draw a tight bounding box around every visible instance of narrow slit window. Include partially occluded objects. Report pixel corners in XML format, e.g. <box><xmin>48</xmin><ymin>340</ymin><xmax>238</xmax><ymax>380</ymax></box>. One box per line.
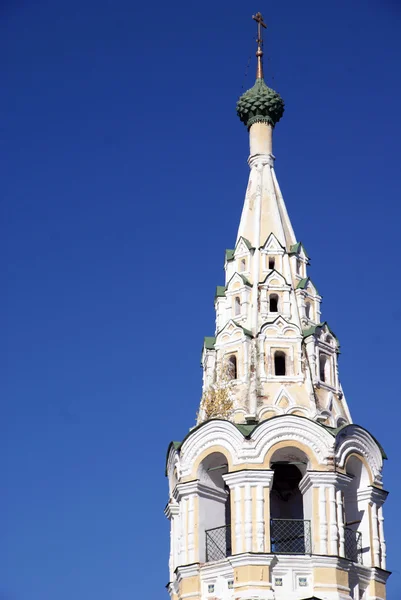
<box><xmin>296</xmin><ymin>259</ymin><xmax>301</xmax><ymax>275</ymax></box>
<box><xmin>319</xmin><ymin>354</ymin><xmax>330</xmax><ymax>384</ymax></box>
<box><xmin>274</xmin><ymin>351</ymin><xmax>286</xmax><ymax>376</ymax></box>
<box><xmin>305</xmin><ymin>301</ymin><xmax>312</xmax><ymax>319</ymax></box>
<box><xmin>269</xmin><ymin>294</ymin><xmax>279</xmax><ymax>313</ymax></box>
<box><xmin>240</xmin><ymin>258</ymin><xmax>246</xmax><ymax>272</ymax></box>
<box><xmin>269</xmin><ymin>257</ymin><xmax>275</xmax><ymax>270</ymax></box>
<box><xmin>234</xmin><ymin>296</ymin><xmax>241</xmax><ymax>316</ymax></box>
<box><xmin>228</xmin><ymin>355</ymin><xmax>237</xmax><ymax>379</ymax></box>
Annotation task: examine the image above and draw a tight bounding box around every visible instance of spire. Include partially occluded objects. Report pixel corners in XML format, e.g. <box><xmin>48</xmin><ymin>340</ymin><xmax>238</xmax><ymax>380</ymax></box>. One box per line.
<box><xmin>252</xmin><ymin>12</ymin><xmax>266</xmax><ymax>80</ymax></box>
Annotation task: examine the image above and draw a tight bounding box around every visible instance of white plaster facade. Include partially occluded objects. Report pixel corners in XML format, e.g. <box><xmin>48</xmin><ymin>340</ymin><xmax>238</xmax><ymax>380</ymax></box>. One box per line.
<box><xmin>165</xmin><ymin>36</ymin><xmax>389</xmax><ymax>600</ymax></box>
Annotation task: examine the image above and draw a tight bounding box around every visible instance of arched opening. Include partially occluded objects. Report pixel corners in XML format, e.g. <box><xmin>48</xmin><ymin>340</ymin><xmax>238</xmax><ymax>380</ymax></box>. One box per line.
<box><xmin>269</xmin><ymin>447</ymin><xmax>310</xmax><ymax>554</ymax></box>
<box><xmin>234</xmin><ymin>296</ymin><xmax>241</xmax><ymax>316</ymax></box>
<box><xmin>240</xmin><ymin>258</ymin><xmax>246</xmax><ymax>272</ymax></box>
<box><xmin>269</xmin><ymin>257</ymin><xmax>275</xmax><ymax>270</ymax></box>
<box><xmin>227</xmin><ymin>354</ymin><xmax>237</xmax><ymax>380</ymax></box>
<box><xmin>305</xmin><ymin>301</ymin><xmax>312</xmax><ymax>319</ymax></box>
<box><xmin>296</xmin><ymin>259</ymin><xmax>301</xmax><ymax>275</ymax></box>
<box><xmin>319</xmin><ymin>353</ymin><xmax>331</xmax><ymax>384</ymax></box>
<box><xmin>274</xmin><ymin>351</ymin><xmax>286</xmax><ymax>376</ymax></box>
<box><xmin>198</xmin><ymin>452</ymin><xmax>231</xmax><ymax>563</ymax></box>
<box><xmin>269</xmin><ymin>293</ymin><xmax>279</xmax><ymax>313</ymax></box>
<box><xmin>343</xmin><ymin>456</ymin><xmax>370</xmax><ymax>564</ymax></box>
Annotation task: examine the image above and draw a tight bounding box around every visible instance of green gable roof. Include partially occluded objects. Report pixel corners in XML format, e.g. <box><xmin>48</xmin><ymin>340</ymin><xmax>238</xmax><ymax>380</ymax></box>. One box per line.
<box><xmin>237</xmin><ymin>236</ymin><xmax>253</xmax><ymax>251</ymax></box>
<box><xmin>302</xmin><ymin>321</ymin><xmax>338</xmax><ymax>341</ymax></box>
<box><xmin>296</xmin><ymin>277</ymin><xmax>319</xmax><ymax>295</ymax></box>
<box><xmin>225</xmin><ymin>249</ymin><xmax>235</xmax><ymax>262</ymax></box>
<box><xmin>289</xmin><ymin>241</ymin><xmax>309</xmax><ymax>258</ymax></box>
<box><xmin>203</xmin><ymin>336</ymin><xmax>216</xmax><ymax>350</ymax></box>
<box><xmin>215</xmin><ymin>285</ymin><xmax>226</xmax><ymax>299</ymax></box>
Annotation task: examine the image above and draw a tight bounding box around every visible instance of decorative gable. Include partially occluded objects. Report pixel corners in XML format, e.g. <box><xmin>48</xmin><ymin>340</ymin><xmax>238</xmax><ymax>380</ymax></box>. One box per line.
<box><xmin>226</xmin><ymin>272</ymin><xmax>252</xmax><ymax>292</ymax></box>
<box><xmin>234</xmin><ymin>236</ymin><xmax>253</xmax><ymax>258</ymax></box>
<box><xmin>261</xmin><ymin>232</ymin><xmax>285</xmax><ymax>254</ymax></box>
<box><xmin>260</xmin><ymin>269</ymin><xmax>290</xmax><ymax>289</ymax></box>
<box><xmin>216</xmin><ymin>319</ymin><xmax>252</xmax><ymax>345</ymax></box>
<box><xmin>261</xmin><ymin>316</ymin><xmax>301</xmax><ymax>338</ymax></box>
<box><xmin>297</xmin><ymin>277</ymin><xmax>319</xmax><ymax>296</ymax></box>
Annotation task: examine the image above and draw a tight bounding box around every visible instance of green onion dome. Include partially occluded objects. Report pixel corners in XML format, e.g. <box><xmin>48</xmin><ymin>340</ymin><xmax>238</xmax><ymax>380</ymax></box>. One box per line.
<box><xmin>236</xmin><ymin>78</ymin><xmax>284</xmax><ymax>129</ymax></box>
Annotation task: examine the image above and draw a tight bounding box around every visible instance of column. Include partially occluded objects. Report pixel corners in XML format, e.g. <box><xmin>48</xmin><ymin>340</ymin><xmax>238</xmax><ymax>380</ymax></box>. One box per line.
<box><xmin>371</xmin><ymin>502</ymin><xmax>381</xmax><ymax>567</ymax></box>
<box><xmin>336</xmin><ymin>489</ymin><xmax>345</xmax><ymax>558</ymax></box>
<box><xmin>255</xmin><ymin>484</ymin><xmax>265</xmax><ymax>552</ymax></box>
<box><xmin>319</xmin><ymin>486</ymin><xmax>328</xmax><ymax>554</ymax></box>
<box><xmin>378</xmin><ymin>505</ymin><xmax>386</xmax><ymax>570</ymax></box>
<box><xmin>328</xmin><ymin>485</ymin><xmax>338</xmax><ymax>555</ymax></box>
<box><xmin>244</xmin><ymin>483</ymin><xmax>252</xmax><ymax>552</ymax></box>
<box><xmin>299</xmin><ymin>472</ymin><xmax>351</xmax><ymax>556</ymax></box>
<box><xmin>174</xmin><ymin>480</ymin><xmax>202</xmax><ymax>566</ymax></box>
<box><xmin>223</xmin><ymin>470</ymin><xmax>274</xmax><ymax>555</ymax></box>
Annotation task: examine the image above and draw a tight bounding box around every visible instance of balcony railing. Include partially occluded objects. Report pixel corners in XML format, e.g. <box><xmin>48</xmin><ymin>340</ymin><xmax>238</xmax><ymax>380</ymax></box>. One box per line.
<box><xmin>344</xmin><ymin>527</ymin><xmax>363</xmax><ymax>564</ymax></box>
<box><xmin>270</xmin><ymin>518</ymin><xmax>312</xmax><ymax>554</ymax></box>
<box><xmin>205</xmin><ymin>525</ymin><xmax>232</xmax><ymax>562</ymax></box>
<box><xmin>205</xmin><ymin>521</ymin><xmax>361</xmax><ymax>563</ymax></box>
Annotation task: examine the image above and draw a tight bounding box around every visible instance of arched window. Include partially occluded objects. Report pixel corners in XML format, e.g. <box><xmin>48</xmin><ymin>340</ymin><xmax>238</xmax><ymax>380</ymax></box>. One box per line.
<box><xmin>319</xmin><ymin>354</ymin><xmax>331</xmax><ymax>383</ymax></box>
<box><xmin>274</xmin><ymin>351</ymin><xmax>286</xmax><ymax>376</ymax></box>
<box><xmin>269</xmin><ymin>447</ymin><xmax>310</xmax><ymax>555</ymax></box>
<box><xmin>269</xmin><ymin>257</ymin><xmax>275</xmax><ymax>270</ymax></box>
<box><xmin>240</xmin><ymin>258</ymin><xmax>246</xmax><ymax>272</ymax></box>
<box><xmin>269</xmin><ymin>294</ymin><xmax>279</xmax><ymax>312</ymax></box>
<box><xmin>305</xmin><ymin>301</ymin><xmax>312</xmax><ymax>319</ymax></box>
<box><xmin>228</xmin><ymin>355</ymin><xmax>237</xmax><ymax>380</ymax></box>
<box><xmin>234</xmin><ymin>296</ymin><xmax>241</xmax><ymax>316</ymax></box>
<box><xmin>198</xmin><ymin>452</ymin><xmax>231</xmax><ymax>562</ymax></box>
<box><xmin>296</xmin><ymin>259</ymin><xmax>301</xmax><ymax>275</ymax></box>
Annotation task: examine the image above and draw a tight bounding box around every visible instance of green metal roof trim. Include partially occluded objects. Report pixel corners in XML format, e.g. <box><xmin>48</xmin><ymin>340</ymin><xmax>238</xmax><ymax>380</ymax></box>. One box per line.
<box><xmin>237</xmin><ymin>78</ymin><xmax>285</xmax><ymax>129</ymax></box>
<box><xmin>232</xmin><ymin>321</ymin><xmax>253</xmax><ymax>338</ymax></box>
<box><xmin>289</xmin><ymin>241</ymin><xmax>309</xmax><ymax>258</ymax></box>
<box><xmin>236</xmin><ymin>236</ymin><xmax>254</xmax><ymax>251</ymax></box>
<box><xmin>302</xmin><ymin>321</ymin><xmax>338</xmax><ymax>341</ymax></box>
<box><xmin>225</xmin><ymin>249</ymin><xmax>235</xmax><ymax>262</ymax></box>
<box><xmin>165</xmin><ymin>416</ymin><xmax>387</xmax><ymax>475</ymax></box>
<box><xmin>214</xmin><ymin>285</ymin><xmax>226</xmax><ymax>299</ymax></box>
<box><xmin>225</xmin><ymin>273</ymin><xmax>252</xmax><ymax>289</ymax></box>
<box><xmin>216</xmin><ymin>320</ymin><xmax>253</xmax><ymax>339</ymax></box>
<box><xmin>296</xmin><ymin>277</ymin><xmax>319</xmax><ymax>295</ymax></box>
<box><xmin>203</xmin><ymin>336</ymin><xmax>216</xmax><ymax>350</ymax></box>
<box><xmin>259</xmin><ymin>233</ymin><xmax>285</xmax><ymax>251</ymax></box>
<box><xmin>260</xmin><ymin>269</ymin><xmax>290</xmax><ymax>286</ymax></box>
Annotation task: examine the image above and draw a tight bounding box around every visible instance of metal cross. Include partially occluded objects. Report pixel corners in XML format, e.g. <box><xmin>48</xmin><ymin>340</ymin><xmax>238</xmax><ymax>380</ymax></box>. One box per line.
<box><xmin>252</xmin><ymin>11</ymin><xmax>267</xmax><ymax>46</ymax></box>
<box><xmin>252</xmin><ymin>12</ymin><xmax>267</xmax><ymax>78</ymax></box>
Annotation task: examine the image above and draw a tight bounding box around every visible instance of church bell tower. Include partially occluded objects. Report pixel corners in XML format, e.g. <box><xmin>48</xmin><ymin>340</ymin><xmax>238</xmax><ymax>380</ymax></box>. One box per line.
<box><xmin>165</xmin><ymin>13</ymin><xmax>389</xmax><ymax>600</ymax></box>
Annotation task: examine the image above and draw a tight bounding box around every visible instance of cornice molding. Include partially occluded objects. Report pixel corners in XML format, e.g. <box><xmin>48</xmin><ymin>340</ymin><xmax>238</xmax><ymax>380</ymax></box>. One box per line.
<box><xmin>299</xmin><ymin>471</ymin><xmax>352</xmax><ymax>494</ymax></box>
<box><xmin>223</xmin><ymin>469</ymin><xmax>274</xmax><ymax>487</ymax></box>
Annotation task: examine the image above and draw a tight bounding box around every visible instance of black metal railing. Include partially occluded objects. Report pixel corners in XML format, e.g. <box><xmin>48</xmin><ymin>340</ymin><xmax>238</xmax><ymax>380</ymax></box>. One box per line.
<box><xmin>344</xmin><ymin>527</ymin><xmax>362</xmax><ymax>564</ymax></box>
<box><xmin>270</xmin><ymin>518</ymin><xmax>312</xmax><ymax>554</ymax></box>
<box><xmin>205</xmin><ymin>525</ymin><xmax>232</xmax><ymax>562</ymax></box>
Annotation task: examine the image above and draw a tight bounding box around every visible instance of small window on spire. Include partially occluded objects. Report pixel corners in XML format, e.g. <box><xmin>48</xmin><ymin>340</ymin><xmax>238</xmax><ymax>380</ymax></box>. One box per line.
<box><xmin>296</xmin><ymin>259</ymin><xmax>301</xmax><ymax>275</ymax></box>
<box><xmin>228</xmin><ymin>355</ymin><xmax>237</xmax><ymax>380</ymax></box>
<box><xmin>305</xmin><ymin>301</ymin><xmax>312</xmax><ymax>319</ymax></box>
<box><xmin>319</xmin><ymin>354</ymin><xmax>331</xmax><ymax>384</ymax></box>
<box><xmin>269</xmin><ymin>257</ymin><xmax>275</xmax><ymax>270</ymax></box>
<box><xmin>234</xmin><ymin>296</ymin><xmax>241</xmax><ymax>316</ymax></box>
<box><xmin>240</xmin><ymin>258</ymin><xmax>246</xmax><ymax>272</ymax></box>
<box><xmin>269</xmin><ymin>294</ymin><xmax>279</xmax><ymax>313</ymax></box>
<box><xmin>274</xmin><ymin>351</ymin><xmax>286</xmax><ymax>376</ymax></box>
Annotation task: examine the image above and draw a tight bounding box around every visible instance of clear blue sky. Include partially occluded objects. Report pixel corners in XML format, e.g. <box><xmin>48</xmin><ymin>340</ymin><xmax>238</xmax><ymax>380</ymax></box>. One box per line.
<box><xmin>2</xmin><ymin>1</ymin><xmax>401</xmax><ymax>598</ymax></box>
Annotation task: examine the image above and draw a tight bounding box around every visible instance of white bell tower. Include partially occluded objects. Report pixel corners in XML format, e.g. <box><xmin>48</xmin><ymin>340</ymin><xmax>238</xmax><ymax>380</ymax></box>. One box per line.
<box><xmin>165</xmin><ymin>13</ymin><xmax>389</xmax><ymax>600</ymax></box>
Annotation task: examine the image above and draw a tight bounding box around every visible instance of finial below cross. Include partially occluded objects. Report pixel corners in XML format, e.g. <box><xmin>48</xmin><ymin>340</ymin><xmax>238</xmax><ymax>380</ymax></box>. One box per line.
<box><xmin>252</xmin><ymin>12</ymin><xmax>267</xmax><ymax>79</ymax></box>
